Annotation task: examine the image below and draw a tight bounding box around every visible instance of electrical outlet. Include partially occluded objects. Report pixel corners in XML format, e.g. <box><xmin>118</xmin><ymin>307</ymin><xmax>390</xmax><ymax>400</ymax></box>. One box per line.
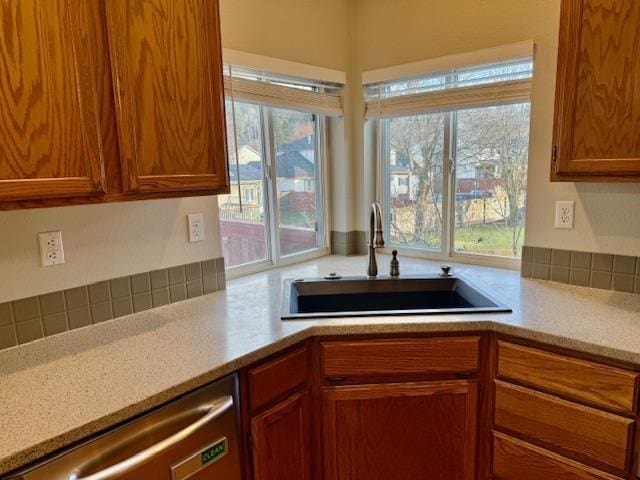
<box><xmin>38</xmin><ymin>231</ymin><xmax>65</xmax><ymax>267</ymax></box>
<box><xmin>188</xmin><ymin>213</ymin><xmax>205</xmax><ymax>242</ymax></box>
<box><xmin>555</xmin><ymin>201</ymin><xmax>574</xmax><ymax>229</ymax></box>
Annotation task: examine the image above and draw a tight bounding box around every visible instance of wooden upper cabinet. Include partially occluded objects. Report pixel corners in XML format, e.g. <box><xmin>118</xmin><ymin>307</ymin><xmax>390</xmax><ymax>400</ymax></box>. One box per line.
<box><xmin>0</xmin><ymin>0</ymin><xmax>107</xmax><ymax>201</ymax></box>
<box><xmin>105</xmin><ymin>0</ymin><xmax>229</xmax><ymax>194</ymax></box>
<box><xmin>552</xmin><ymin>0</ymin><xmax>640</xmax><ymax>181</ymax></box>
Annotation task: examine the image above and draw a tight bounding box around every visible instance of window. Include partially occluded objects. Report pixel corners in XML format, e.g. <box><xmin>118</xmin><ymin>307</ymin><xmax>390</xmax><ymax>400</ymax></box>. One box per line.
<box><xmin>373</xmin><ymin>58</ymin><xmax>532</xmax><ymax>260</ymax></box>
<box><xmin>219</xmin><ymin>100</ymin><xmax>327</xmax><ymax>270</ymax></box>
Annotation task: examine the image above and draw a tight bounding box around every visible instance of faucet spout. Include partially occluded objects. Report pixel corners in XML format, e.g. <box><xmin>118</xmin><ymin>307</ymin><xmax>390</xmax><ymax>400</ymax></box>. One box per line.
<box><xmin>367</xmin><ymin>202</ymin><xmax>385</xmax><ymax>277</ymax></box>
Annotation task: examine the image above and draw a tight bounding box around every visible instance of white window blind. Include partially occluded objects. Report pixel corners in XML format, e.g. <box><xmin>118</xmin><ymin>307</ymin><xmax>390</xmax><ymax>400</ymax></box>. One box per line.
<box><xmin>224</xmin><ymin>66</ymin><xmax>343</xmax><ymax>117</ymax></box>
<box><xmin>364</xmin><ymin>58</ymin><xmax>533</xmax><ymax>119</ymax></box>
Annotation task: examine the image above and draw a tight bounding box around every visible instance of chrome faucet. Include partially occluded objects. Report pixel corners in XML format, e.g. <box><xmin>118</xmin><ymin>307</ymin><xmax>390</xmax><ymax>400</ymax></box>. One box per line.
<box><xmin>367</xmin><ymin>202</ymin><xmax>385</xmax><ymax>277</ymax></box>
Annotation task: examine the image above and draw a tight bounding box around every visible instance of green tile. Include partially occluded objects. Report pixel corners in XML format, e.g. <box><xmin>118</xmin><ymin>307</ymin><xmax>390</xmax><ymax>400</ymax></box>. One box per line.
<box><xmin>215</xmin><ymin>257</ymin><xmax>226</xmax><ymax>272</ymax></box>
<box><xmin>170</xmin><ymin>284</ymin><xmax>187</xmax><ymax>303</ymax></box>
<box><xmin>592</xmin><ymin>254</ymin><xmax>613</xmax><ymax>272</ymax></box>
<box><xmin>550</xmin><ymin>266</ymin><xmax>570</xmax><ymax>284</ymax></box>
<box><xmin>570</xmin><ymin>268</ymin><xmax>590</xmax><ymax>287</ymax></box>
<box><xmin>133</xmin><ymin>293</ymin><xmax>152</xmax><ymax>313</ymax></box>
<box><xmin>90</xmin><ymin>302</ymin><xmax>113</xmax><ymax>323</ymax></box>
<box><xmin>110</xmin><ymin>277</ymin><xmax>131</xmax><ymax>299</ymax></box>
<box><xmin>131</xmin><ymin>272</ymin><xmax>152</xmax><ymax>294</ymax></box>
<box><xmin>201</xmin><ymin>259</ymin><xmax>216</xmax><ymax>277</ymax></box>
<box><xmin>571</xmin><ymin>251</ymin><xmax>592</xmax><ymax>270</ymax></box>
<box><xmin>331</xmin><ymin>242</ymin><xmax>348</xmax><ymax>255</ymax></box>
<box><xmin>40</xmin><ymin>291</ymin><xmax>65</xmax><ymax>316</ymax></box>
<box><xmin>15</xmin><ymin>319</ymin><xmax>43</xmax><ymax>344</ymax></box>
<box><xmin>635</xmin><ymin>277</ymin><xmax>640</xmax><ymax>294</ymax></box>
<box><xmin>150</xmin><ymin>269</ymin><xmax>169</xmax><ymax>290</ymax></box>
<box><xmin>68</xmin><ymin>307</ymin><xmax>91</xmax><ymax>330</ymax></box>
<box><xmin>613</xmin><ymin>256</ymin><xmax>637</xmax><ymax>275</ymax></box>
<box><xmin>65</xmin><ymin>286</ymin><xmax>89</xmax><ymax>309</ymax></box>
<box><xmin>169</xmin><ymin>266</ymin><xmax>186</xmax><ymax>285</ymax></box>
<box><xmin>532</xmin><ymin>264</ymin><xmax>550</xmax><ymax>280</ymax></box>
<box><xmin>533</xmin><ymin>247</ymin><xmax>551</xmax><ymax>265</ymax></box>
<box><xmin>112</xmin><ymin>297</ymin><xmax>133</xmax><ymax>318</ymax></box>
<box><xmin>590</xmin><ymin>271</ymin><xmax>612</xmax><ymax>290</ymax></box>
<box><xmin>520</xmin><ymin>262</ymin><xmax>532</xmax><ymax>278</ymax></box>
<box><xmin>0</xmin><ymin>303</ymin><xmax>13</xmax><ymax>326</ymax></box>
<box><xmin>203</xmin><ymin>275</ymin><xmax>218</xmax><ymax>294</ymax></box>
<box><xmin>89</xmin><ymin>282</ymin><xmax>110</xmax><ymax>304</ymax></box>
<box><xmin>42</xmin><ymin>313</ymin><xmax>68</xmax><ymax>336</ymax></box>
<box><xmin>217</xmin><ymin>272</ymin><xmax>226</xmax><ymax>290</ymax></box>
<box><xmin>152</xmin><ymin>289</ymin><xmax>170</xmax><ymax>307</ymax></box>
<box><xmin>12</xmin><ymin>297</ymin><xmax>40</xmax><ymax>322</ymax></box>
<box><xmin>0</xmin><ymin>325</ymin><xmax>17</xmax><ymax>350</ymax></box>
<box><xmin>187</xmin><ymin>279</ymin><xmax>203</xmax><ymax>298</ymax></box>
<box><xmin>186</xmin><ymin>262</ymin><xmax>202</xmax><ymax>281</ymax></box>
<box><xmin>612</xmin><ymin>274</ymin><xmax>635</xmax><ymax>294</ymax></box>
<box><xmin>551</xmin><ymin>249</ymin><xmax>571</xmax><ymax>267</ymax></box>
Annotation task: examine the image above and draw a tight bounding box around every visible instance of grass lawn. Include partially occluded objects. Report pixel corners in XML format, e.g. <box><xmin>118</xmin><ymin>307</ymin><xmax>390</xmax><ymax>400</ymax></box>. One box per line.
<box><xmin>453</xmin><ymin>223</ymin><xmax>523</xmax><ymax>257</ymax></box>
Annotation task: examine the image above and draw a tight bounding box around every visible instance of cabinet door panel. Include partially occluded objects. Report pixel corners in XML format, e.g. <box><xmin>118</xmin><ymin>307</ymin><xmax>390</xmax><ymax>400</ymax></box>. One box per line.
<box><xmin>0</xmin><ymin>0</ymin><xmax>106</xmax><ymax>201</ymax></box>
<box><xmin>323</xmin><ymin>381</ymin><xmax>477</xmax><ymax>480</ymax></box>
<box><xmin>553</xmin><ymin>0</ymin><xmax>640</xmax><ymax>180</ymax></box>
<box><xmin>251</xmin><ymin>391</ymin><xmax>312</xmax><ymax>480</ymax></box>
<box><xmin>105</xmin><ymin>0</ymin><xmax>228</xmax><ymax>193</ymax></box>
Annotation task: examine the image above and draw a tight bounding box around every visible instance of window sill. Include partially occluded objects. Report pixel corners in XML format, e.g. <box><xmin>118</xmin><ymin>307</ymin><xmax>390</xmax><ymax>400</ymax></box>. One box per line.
<box><xmin>378</xmin><ymin>246</ymin><xmax>521</xmax><ymax>271</ymax></box>
<box><xmin>225</xmin><ymin>247</ymin><xmax>331</xmax><ymax>280</ymax></box>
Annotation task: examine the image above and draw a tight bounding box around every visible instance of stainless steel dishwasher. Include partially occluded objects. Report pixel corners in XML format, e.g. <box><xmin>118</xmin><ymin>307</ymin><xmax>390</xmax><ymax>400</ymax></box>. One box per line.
<box><xmin>4</xmin><ymin>374</ymin><xmax>242</xmax><ymax>480</ymax></box>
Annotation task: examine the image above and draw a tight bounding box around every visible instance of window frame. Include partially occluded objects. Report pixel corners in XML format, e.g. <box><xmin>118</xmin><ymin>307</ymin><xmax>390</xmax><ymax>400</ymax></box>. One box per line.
<box><xmin>377</xmin><ymin>103</ymin><xmax>529</xmax><ymax>270</ymax></box>
<box><xmin>224</xmin><ymin>102</ymin><xmax>330</xmax><ymax>279</ymax></box>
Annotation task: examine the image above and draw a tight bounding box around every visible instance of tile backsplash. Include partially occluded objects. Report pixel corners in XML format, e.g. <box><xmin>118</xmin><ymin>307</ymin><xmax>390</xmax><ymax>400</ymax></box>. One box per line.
<box><xmin>0</xmin><ymin>257</ymin><xmax>226</xmax><ymax>351</ymax></box>
<box><xmin>522</xmin><ymin>246</ymin><xmax>639</xmax><ymax>294</ymax></box>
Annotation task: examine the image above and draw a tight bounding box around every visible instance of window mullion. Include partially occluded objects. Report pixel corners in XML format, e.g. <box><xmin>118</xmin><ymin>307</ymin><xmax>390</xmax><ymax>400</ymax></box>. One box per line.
<box><xmin>441</xmin><ymin>112</ymin><xmax>453</xmax><ymax>257</ymax></box>
<box><xmin>262</xmin><ymin>106</ymin><xmax>280</xmax><ymax>264</ymax></box>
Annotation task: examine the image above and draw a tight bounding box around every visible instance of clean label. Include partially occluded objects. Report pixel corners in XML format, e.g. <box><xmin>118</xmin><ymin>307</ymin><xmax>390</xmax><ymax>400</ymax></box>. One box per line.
<box><xmin>201</xmin><ymin>437</ymin><xmax>227</xmax><ymax>466</ymax></box>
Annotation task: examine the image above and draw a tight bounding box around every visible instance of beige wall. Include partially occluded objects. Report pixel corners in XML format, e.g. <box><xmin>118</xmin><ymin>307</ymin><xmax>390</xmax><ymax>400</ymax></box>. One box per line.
<box><xmin>351</xmin><ymin>0</ymin><xmax>640</xmax><ymax>254</ymax></box>
<box><xmin>3</xmin><ymin>0</ymin><xmax>639</xmax><ymax>304</ymax></box>
<box><xmin>220</xmin><ymin>0</ymin><xmax>351</xmax><ymax>71</ymax></box>
<box><xmin>0</xmin><ymin>197</ymin><xmax>222</xmax><ymax>304</ymax></box>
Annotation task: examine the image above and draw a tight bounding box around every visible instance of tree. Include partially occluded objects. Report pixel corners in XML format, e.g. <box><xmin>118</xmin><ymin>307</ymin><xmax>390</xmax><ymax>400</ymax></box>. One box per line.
<box><xmin>388</xmin><ymin>113</ymin><xmax>445</xmax><ymax>248</ymax></box>
<box><xmin>456</xmin><ymin>103</ymin><xmax>530</xmax><ymax>256</ymax></box>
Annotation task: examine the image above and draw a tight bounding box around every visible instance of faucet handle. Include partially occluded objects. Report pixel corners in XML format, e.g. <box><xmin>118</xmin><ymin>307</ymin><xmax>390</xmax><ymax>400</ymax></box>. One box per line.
<box><xmin>390</xmin><ymin>250</ymin><xmax>400</xmax><ymax>277</ymax></box>
<box><xmin>440</xmin><ymin>265</ymin><xmax>452</xmax><ymax>277</ymax></box>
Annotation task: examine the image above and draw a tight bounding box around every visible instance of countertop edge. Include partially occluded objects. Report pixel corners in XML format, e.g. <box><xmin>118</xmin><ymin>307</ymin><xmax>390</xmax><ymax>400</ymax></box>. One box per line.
<box><xmin>3</xmin><ymin>317</ymin><xmax>640</xmax><ymax>476</ymax></box>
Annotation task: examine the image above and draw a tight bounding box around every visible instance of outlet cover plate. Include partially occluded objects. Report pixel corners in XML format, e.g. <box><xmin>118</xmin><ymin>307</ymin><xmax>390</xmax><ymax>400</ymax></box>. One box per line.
<box><xmin>188</xmin><ymin>213</ymin><xmax>205</xmax><ymax>242</ymax></box>
<box><xmin>38</xmin><ymin>231</ymin><xmax>65</xmax><ymax>267</ymax></box>
<box><xmin>555</xmin><ymin>201</ymin><xmax>574</xmax><ymax>229</ymax></box>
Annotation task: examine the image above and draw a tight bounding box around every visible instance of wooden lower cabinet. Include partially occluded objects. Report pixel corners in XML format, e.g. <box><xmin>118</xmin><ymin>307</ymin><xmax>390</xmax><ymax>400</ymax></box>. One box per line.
<box><xmin>322</xmin><ymin>380</ymin><xmax>478</xmax><ymax>480</ymax></box>
<box><xmin>250</xmin><ymin>391</ymin><xmax>312</xmax><ymax>480</ymax></box>
<box><xmin>241</xmin><ymin>336</ymin><xmax>640</xmax><ymax>480</ymax></box>
<box><xmin>493</xmin><ymin>431</ymin><xmax>623</xmax><ymax>480</ymax></box>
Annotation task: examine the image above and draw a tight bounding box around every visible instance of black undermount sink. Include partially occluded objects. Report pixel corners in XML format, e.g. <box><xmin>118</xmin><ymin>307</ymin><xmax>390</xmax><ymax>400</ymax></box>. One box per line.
<box><xmin>281</xmin><ymin>274</ymin><xmax>511</xmax><ymax>319</ymax></box>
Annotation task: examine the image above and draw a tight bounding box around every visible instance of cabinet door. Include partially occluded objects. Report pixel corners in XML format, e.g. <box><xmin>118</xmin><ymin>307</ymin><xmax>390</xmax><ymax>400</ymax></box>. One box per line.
<box><xmin>251</xmin><ymin>391</ymin><xmax>312</xmax><ymax>480</ymax></box>
<box><xmin>0</xmin><ymin>0</ymin><xmax>106</xmax><ymax>201</ymax></box>
<box><xmin>105</xmin><ymin>0</ymin><xmax>229</xmax><ymax>194</ymax></box>
<box><xmin>552</xmin><ymin>0</ymin><xmax>640</xmax><ymax>181</ymax></box>
<box><xmin>323</xmin><ymin>380</ymin><xmax>478</xmax><ymax>480</ymax></box>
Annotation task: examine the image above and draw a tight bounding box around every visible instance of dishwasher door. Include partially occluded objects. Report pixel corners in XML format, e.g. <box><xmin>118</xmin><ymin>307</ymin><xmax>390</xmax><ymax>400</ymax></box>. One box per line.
<box><xmin>7</xmin><ymin>374</ymin><xmax>242</xmax><ymax>480</ymax></box>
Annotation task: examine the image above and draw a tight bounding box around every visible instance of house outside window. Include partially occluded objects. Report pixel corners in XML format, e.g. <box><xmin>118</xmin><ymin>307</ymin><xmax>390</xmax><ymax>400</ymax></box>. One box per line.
<box><xmin>368</xmin><ymin>58</ymin><xmax>533</xmax><ymax>261</ymax></box>
<box><xmin>219</xmin><ymin>67</ymin><xmax>341</xmax><ymax>272</ymax></box>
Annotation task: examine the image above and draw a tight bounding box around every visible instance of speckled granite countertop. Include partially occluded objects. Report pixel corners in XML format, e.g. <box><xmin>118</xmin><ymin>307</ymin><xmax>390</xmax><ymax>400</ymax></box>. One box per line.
<box><xmin>1</xmin><ymin>254</ymin><xmax>640</xmax><ymax>475</ymax></box>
